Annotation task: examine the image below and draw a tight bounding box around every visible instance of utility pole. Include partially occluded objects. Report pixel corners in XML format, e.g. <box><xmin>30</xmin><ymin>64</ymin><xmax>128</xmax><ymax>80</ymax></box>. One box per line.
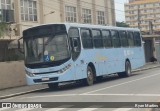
<box><xmin>149</xmin><ymin>21</ymin><xmax>153</xmax><ymax>35</ymax></box>
<box><xmin>137</xmin><ymin>6</ymin><xmax>141</xmax><ymax>29</ymax></box>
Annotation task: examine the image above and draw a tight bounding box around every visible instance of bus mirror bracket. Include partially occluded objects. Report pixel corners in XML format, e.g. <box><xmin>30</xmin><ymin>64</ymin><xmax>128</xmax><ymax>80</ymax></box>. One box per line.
<box><xmin>18</xmin><ymin>37</ymin><xmax>24</xmax><ymax>54</ymax></box>
<box><xmin>73</xmin><ymin>38</ymin><xmax>79</xmax><ymax>52</ymax></box>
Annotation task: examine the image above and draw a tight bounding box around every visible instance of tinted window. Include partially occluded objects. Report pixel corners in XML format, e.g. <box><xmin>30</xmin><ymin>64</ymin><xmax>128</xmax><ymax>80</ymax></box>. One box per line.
<box><xmin>128</xmin><ymin>32</ymin><xmax>134</xmax><ymax>47</ymax></box>
<box><xmin>102</xmin><ymin>30</ymin><xmax>112</xmax><ymax>48</ymax></box>
<box><xmin>92</xmin><ymin>29</ymin><xmax>103</xmax><ymax>48</ymax></box>
<box><xmin>81</xmin><ymin>29</ymin><xmax>93</xmax><ymax>49</ymax></box>
<box><xmin>134</xmin><ymin>32</ymin><xmax>141</xmax><ymax>46</ymax></box>
<box><xmin>119</xmin><ymin>31</ymin><xmax>129</xmax><ymax>47</ymax></box>
<box><xmin>69</xmin><ymin>28</ymin><xmax>79</xmax><ymax>38</ymax></box>
<box><xmin>111</xmin><ymin>30</ymin><xmax>121</xmax><ymax>48</ymax></box>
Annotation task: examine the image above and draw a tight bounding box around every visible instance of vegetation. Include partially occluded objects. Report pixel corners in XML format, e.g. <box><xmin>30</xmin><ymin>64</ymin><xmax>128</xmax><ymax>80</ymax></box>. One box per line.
<box><xmin>116</xmin><ymin>22</ymin><xmax>129</xmax><ymax>27</ymax></box>
<box><xmin>0</xmin><ymin>22</ymin><xmax>8</xmax><ymax>37</ymax></box>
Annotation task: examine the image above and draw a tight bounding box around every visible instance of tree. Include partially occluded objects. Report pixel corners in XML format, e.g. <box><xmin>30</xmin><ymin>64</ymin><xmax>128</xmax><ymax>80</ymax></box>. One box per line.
<box><xmin>0</xmin><ymin>22</ymin><xmax>9</xmax><ymax>62</ymax></box>
<box><xmin>116</xmin><ymin>22</ymin><xmax>129</xmax><ymax>27</ymax></box>
<box><xmin>0</xmin><ymin>22</ymin><xmax>8</xmax><ymax>38</ymax></box>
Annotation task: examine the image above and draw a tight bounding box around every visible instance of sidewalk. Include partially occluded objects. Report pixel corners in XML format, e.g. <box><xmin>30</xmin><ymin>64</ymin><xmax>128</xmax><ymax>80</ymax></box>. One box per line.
<box><xmin>0</xmin><ymin>62</ymin><xmax>160</xmax><ymax>100</ymax></box>
<box><xmin>133</xmin><ymin>62</ymin><xmax>160</xmax><ymax>72</ymax></box>
<box><xmin>0</xmin><ymin>84</ymin><xmax>48</xmax><ymax>99</ymax></box>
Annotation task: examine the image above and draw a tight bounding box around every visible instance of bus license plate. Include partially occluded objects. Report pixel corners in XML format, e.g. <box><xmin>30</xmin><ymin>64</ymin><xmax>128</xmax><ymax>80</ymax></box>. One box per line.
<box><xmin>42</xmin><ymin>78</ymin><xmax>49</xmax><ymax>81</ymax></box>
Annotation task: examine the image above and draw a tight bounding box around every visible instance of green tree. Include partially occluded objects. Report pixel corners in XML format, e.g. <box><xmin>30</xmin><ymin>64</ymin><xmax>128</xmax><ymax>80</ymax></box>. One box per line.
<box><xmin>0</xmin><ymin>22</ymin><xmax>8</xmax><ymax>37</ymax></box>
<box><xmin>116</xmin><ymin>22</ymin><xmax>129</xmax><ymax>27</ymax></box>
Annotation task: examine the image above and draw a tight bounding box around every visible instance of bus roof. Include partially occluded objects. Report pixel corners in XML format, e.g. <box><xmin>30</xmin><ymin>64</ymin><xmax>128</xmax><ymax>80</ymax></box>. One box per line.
<box><xmin>24</xmin><ymin>23</ymin><xmax>140</xmax><ymax>32</ymax></box>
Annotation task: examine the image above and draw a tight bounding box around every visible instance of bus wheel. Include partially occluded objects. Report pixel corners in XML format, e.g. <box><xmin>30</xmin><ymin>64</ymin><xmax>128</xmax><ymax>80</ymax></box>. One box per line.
<box><xmin>118</xmin><ymin>61</ymin><xmax>131</xmax><ymax>77</ymax></box>
<box><xmin>48</xmin><ymin>83</ymin><xmax>59</xmax><ymax>89</ymax></box>
<box><xmin>85</xmin><ymin>66</ymin><xmax>94</xmax><ymax>86</ymax></box>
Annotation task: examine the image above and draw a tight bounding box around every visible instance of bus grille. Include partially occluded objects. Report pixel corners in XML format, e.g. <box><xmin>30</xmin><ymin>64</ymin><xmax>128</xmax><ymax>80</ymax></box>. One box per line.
<box><xmin>33</xmin><ymin>77</ymin><xmax>58</xmax><ymax>83</ymax></box>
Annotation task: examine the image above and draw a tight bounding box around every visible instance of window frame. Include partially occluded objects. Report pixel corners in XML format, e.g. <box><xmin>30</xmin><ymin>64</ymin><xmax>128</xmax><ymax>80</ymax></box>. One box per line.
<box><xmin>134</xmin><ymin>31</ymin><xmax>142</xmax><ymax>47</ymax></box>
<box><xmin>1</xmin><ymin>0</ymin><xmax>11</xmax><ymax>9</ymax></box>
<box><xmin>82</xmin><ymin>8</ymin><xmax>92</xmax><ymax>24</ymax></box>
<box><xmin>97</xmin><ymin>11</ymin><xmax>105</xmax><ymax>25</ymax></box>
<box><xmin>119</xmin><ymin>30</ymin><xmax>129</xmax><ymax>47</ymax></box>
<box><xmin>127</xmin><ymin>31</ymin><xmax>135</xmax><ymax>47</ymax></box>
<box><xmin>91</xmin><ymin>29</ymin><xmax>104</xmax><ymax>48</ymax></box>
<box><xmin>102</xmin><ymin>29</ymin><xmax>113</xmax><ymax>48</ymax></box>
<box><xmin>111</xmin><ymin>30</ymin><xmax>121</xmax><ymax>48</ymax></box>
<box><xmin>20</xmin><ymin>0</ymin><xmax>37</xmax><ymax>22</ymax></box>
<box><xmin>80</xmin><ymin>28</ymin><xmax>93</xmax><ymax>49</ymax></box>
<box><xmin>65</xmin><ymin>5</ymin><xmax>77</xmax><ymax>23</ymax></box>
<box><xmin>68</xmin><ymin>27</ymin><xmax>81</xmax><ymax>61</ymax></box>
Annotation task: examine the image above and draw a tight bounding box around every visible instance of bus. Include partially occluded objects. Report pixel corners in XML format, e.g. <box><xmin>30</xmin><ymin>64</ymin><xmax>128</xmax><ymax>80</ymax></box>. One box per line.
<box><xmin>22</xmin><ymin>23</ymin><xmax>145</xmax><ymax>89</ymax></box>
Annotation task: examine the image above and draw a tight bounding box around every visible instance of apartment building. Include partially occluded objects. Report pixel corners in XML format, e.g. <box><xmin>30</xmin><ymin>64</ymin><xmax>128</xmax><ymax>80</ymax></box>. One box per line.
<box><xmin>125</xmin><ymin>0</ymin><xmax>160</xmax><ymax>62</ymax></box>
<box><xmin>125</xmin><ymin>0</ymin><xmax>160</xmax><ymax>33</ymax></box>
<box><xmin>0</xmin><ymin>0</ymin><xmax>115</xmax><ymax>61</ymax></box>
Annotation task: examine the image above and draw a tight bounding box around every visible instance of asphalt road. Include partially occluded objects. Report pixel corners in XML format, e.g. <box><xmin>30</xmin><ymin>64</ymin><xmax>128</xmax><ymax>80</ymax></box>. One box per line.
<box><xmin>1</xmin><ymin>67</ymin><xmax>160</xmax><ymax>111</ymax></box>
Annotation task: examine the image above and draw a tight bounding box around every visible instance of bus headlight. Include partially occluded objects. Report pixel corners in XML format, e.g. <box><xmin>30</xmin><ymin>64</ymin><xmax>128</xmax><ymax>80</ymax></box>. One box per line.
<box><xmin>58</xmin><ymin>64</ymin><xmax>72</xmax><ymax>74</ymax></box>
<box><xmin>25</xmin><ymin>70</ymin><xmax>35</xmax><ymax>77</ymax></box>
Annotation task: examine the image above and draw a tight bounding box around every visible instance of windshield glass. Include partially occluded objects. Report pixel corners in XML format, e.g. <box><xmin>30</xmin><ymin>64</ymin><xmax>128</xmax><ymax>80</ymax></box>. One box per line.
<box><xmin>24</xmin><ymin>34</ymin><xmax>70</xmax><ymax>64</ymax></box>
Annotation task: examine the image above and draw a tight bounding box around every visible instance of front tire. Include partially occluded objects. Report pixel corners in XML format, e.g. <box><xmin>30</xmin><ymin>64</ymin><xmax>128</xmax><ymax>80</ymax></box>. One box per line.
<box><xmin>48</xmin><ymin>83</ymin><xmax>59</xmax><ymax>89</ymax></box>
<box><xmin>85</xmin><ymin>66</ymin><xmax>94</xmax><ymax>86</ymax></box>
<box><xmin>118</xmin><ymin>61</ymin><xmax>131</xmax><ymax>77</ymax></box>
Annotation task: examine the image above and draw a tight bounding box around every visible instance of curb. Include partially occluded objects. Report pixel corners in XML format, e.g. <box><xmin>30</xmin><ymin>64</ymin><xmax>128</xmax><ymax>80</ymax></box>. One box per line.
<box><xmin>0</xmin><ymin>65</ymin><xmax>160</xmax><ymax>100</ymax></box>
<box><xmin>133</xmin><ymin>65</ymin><xmax>160</xmax><ymax>72</ymax></box>
<box><xmin>0</xmin><ymin>87</ymin><xmax>47</xmax><ymax>100</ymax></box>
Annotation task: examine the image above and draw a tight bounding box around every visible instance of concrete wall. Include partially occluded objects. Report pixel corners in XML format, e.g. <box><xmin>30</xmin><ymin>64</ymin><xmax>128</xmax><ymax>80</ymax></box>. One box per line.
<box><xmin>0</xmin><ymin>61</ymin><xmax>26</xmax><ymax>90</ymax></box>
<box><xmin>156</xmin><ymin>43</ymin><xmax>160</xmax><ymax>61</ymax></box>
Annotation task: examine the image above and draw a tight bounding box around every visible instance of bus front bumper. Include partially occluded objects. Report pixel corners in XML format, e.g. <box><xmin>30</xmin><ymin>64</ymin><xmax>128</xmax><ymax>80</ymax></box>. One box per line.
<box><xmin>26</xmin><ymin>69</ymin><xmax>75</xmax><ymax>85</ymax></box>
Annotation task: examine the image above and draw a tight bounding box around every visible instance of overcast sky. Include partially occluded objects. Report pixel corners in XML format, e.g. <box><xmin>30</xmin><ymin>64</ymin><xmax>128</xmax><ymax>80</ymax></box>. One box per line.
<box><xmin>115</xmin><ymin>0</ymin><xmax>128</xmax><ymax>22</ymax></box>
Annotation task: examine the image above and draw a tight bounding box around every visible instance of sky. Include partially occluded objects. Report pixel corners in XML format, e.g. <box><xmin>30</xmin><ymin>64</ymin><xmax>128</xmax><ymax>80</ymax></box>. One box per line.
<box><xmin>115</xmin><ymin>0</ymin><xmax>129</xmax><ymax>22</ymax></box>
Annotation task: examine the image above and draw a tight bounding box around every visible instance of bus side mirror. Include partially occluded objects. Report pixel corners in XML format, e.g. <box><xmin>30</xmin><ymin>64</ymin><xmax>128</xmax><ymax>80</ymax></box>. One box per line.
<box><xmin>18</xmin><ymin>37</ymin><xmax>24</xmax><ymax>54</ymax></box>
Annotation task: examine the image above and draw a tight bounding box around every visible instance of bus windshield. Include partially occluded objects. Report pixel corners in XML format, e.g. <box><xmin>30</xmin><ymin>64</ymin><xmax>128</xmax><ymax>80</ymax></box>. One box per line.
<box><xmin>24</xmin><ymin>33</ymin><xmax>70</xmax><ymax>65</ymax></box>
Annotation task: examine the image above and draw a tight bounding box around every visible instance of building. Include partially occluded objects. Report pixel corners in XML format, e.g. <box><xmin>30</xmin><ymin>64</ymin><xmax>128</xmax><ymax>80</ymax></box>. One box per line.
<box><xmin>125</xmin><ymin>0</ymin><xmax>160</xmax><ymax>62</ymax></box>
<box><xmin>0</xmin><ymin>0</ymin><xmax>116</xmax><ymax>61</ymax></box>
<box><xmin>125</xmin><ymin>0</ymin><xmax>160</xmax><ymax>33</ymax></box>
<box><xmin>1</xmin><ymin>0</ymin><xmax>116</xmax><ymax>39</ymax></box>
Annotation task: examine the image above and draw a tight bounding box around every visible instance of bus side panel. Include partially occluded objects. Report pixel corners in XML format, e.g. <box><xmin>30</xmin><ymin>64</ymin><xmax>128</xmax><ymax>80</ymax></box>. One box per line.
<box><xmin>132</xmin><ymin>47</ymin><xmax>145</xmax><ymax>69</ymax></box>
<box><xmin>124</xmin><ymin>47</ymin><xmax>145</xmax><ymax>70</ymax></box>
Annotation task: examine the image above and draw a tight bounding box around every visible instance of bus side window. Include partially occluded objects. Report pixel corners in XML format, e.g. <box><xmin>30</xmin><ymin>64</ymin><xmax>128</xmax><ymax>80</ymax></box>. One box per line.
<box><xmin>68</xmin><ymin>27</ymin><xmax>81</xmax><ymax>61</ymax></box>
<box><xmin>81</xmin><ymin>28</ymin><xmax>93</xmax><ymax>49</ymax></box>
<box><xmin>134</xmin><ymin>32</ymin><xmax>141</xmax><ymax>47</ymax></box>
<box><xmin>128</xmin><ymin>31</ymin><xmax>134</xmax><ymax>47</ymax></box>
<box><xmin>119</xmin><ymin>31</ymin><xmax>129</xmax><ymax>47</ymax></box>
<box><xmin>102</xmin><ymin>30</ymin><xmax>112</xmax><ymax>48</ymax></box>
<box><xmin>92</xmin><ymin>29</ymin><xmax>103</xmax><ymax>48</ymax></box>
<box><xmin>111</xmin><ymin>30</ymin><xmax>121</xmax><ymax>48</ymax></box>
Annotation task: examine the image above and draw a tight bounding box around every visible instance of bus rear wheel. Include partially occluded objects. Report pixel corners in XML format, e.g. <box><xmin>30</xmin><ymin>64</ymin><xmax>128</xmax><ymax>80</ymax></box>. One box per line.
<box><xmin>118</xmin><ymin>61</ymin><xmax>131</xmax><ymax>77</ymax></box>
<box><xmin>48</xmin><ymin>83</ymin><xmax>59</xmax><ymax>89</ymax></box>
<box><xmin>85</xmin><ymin>66</ymin><xmax>94</xmax><ymax>86</ymax></box>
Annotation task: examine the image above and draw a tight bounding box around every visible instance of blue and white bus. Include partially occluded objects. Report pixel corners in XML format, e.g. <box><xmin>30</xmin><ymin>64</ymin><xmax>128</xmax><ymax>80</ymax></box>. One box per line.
<box><xmin>23</xmin><ymin>23</ymin><xmax>145</xmax><ymax>89</ymax></box>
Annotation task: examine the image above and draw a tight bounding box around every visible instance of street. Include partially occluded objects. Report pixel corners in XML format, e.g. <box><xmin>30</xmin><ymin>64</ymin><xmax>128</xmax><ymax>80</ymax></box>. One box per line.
<box><xmin>1</xmin><ymin>67</ymin><xmax>160</xmax><ymax>111</ymax></box>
